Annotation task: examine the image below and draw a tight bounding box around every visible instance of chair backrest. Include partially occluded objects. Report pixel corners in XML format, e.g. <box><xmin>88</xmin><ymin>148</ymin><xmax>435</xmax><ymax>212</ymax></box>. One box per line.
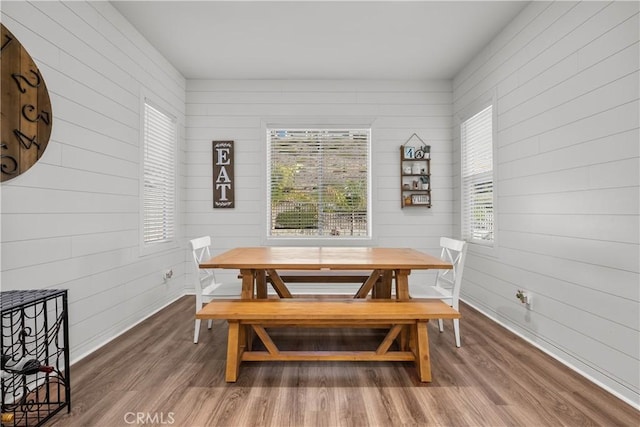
<box><xmin>434</xmin><ymin>237</ymin><xmax>468</xmax><ymax>302</ymax></box>
<box><xmin>189</xmin><ymin>236</ymin><xmax>216</xmax><ymax>293</ymax></box>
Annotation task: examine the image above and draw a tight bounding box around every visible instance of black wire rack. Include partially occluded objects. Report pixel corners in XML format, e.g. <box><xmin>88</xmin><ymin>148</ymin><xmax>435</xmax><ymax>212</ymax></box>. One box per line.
<box><xmin>1</xmin><ymin>290</ymin><xmax>70</xmax><ymax>427</ymax></box>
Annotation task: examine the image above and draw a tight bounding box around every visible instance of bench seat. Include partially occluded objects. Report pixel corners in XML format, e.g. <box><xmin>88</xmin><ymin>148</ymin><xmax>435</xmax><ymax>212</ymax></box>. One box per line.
<box><xmin>196</xmin><ymin>299</ymin><xmax>460</xmax><ymax>382</ymax></box>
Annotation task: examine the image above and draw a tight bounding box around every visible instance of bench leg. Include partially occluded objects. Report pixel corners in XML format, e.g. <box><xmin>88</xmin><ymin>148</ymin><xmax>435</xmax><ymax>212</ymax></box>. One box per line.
<box><xmin>225</xmin><ymin>321</ymin><xmax>243</xmax><ymax>382</ymax></box>
<box><xmin>415</xmin><ymin>321</ymin><xmax>432</xmax><ymax>382</ymax></box>
<box><xmin>408</xmin><ymin>324</ymin><xmax>416</xmax><ymax>352</ymax></box>
<box><xmin>399</xmin><ymin>326</ymin><xmax>409</xmax><ymax>351</ymax></box>
<box><xmin>393</xmin><ymin>325</ymin><xmax>409</xmax><ymax>351</ymax></box>
<box><xmin>376</xmin><ymin>324</ymin><xmax>403</xmax><ymax>355</ymax></box>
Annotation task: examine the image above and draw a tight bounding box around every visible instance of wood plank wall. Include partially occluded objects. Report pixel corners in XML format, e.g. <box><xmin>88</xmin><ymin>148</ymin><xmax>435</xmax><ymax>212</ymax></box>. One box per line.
<box><xmin>184</xmin><ymin>80</ymin><xmax>455</xmax><ymax>292</ymax></box>
<box><xmin>452</xmin><ymin>1</ymin><xmax>639</xmax><ymax>405</ymax></box>
<box><xmin>0</xmin><ymin>1</ymin><xmax>187</xmax><ymax>362</ymax></box>
<box><xmin>3</xmin><ymin>0</ymin><xmax>637</xmax><ymax>409</ymax></box>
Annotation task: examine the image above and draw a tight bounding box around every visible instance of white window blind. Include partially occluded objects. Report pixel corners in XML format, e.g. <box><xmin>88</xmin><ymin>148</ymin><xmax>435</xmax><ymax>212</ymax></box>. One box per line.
<box><xmin>267</xmin><ymin>129</ymin><xmax>370</xmax><ymax>238</ymax></box>
<box><xmin>461</xmin><ymin>105</ymin><xmax>494</xmax><ymax>244</ymax></box>
<box><xmin>143</xmin><ymin>102</ymin><xmax>176</xmax><ymax>245</ymax></box>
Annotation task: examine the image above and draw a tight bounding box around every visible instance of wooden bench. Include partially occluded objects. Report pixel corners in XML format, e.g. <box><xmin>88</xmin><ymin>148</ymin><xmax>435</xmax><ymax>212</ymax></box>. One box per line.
<box><xmin>196</xmin><ymin>299</ymin><xmax>460</xmax><ymax>382</ymax></box>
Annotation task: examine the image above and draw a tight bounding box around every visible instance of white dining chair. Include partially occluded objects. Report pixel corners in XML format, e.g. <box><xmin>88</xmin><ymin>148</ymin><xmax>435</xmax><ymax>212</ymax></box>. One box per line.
<box><xmin>189</xmin><ymin>236</ymin><xmax>238</xmax><ymax>344</ymax></box>
<box><xmin>413</xmin><ymin>237</ymin><xmax>468</xmax><ymax>347</ymax></box>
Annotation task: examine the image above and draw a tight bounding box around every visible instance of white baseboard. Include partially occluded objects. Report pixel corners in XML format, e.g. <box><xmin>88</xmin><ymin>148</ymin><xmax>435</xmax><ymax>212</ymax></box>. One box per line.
<box><xmin>461</xmin><ymin>298</ymin><xmax>640</xmax><ymax>411</ymax></box>
<box><xmin>70</xmin><ymin>292</ymin><xmax>187</xmax><ymax>366</ymax></box>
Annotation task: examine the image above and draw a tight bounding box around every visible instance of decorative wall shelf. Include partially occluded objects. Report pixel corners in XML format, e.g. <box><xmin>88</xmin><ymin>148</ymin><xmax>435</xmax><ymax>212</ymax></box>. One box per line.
<box><xmin>400</xmin><ymin>134</ymin><xmax>431</xmax><ymax>208</ymax></box>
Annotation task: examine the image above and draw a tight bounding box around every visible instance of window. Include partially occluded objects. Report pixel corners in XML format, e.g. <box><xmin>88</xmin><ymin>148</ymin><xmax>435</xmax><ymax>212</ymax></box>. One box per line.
<box><xmin>267</xmin><ymin>128</ymin><xmax>370</xmax><ymax>239</ymax></box>
<box><xmin>142</xmin><ymin>101</ymin><xmax>176</xmax><ymax>248</ymax></box>
<box><xmin>461</xmin><ymin>105</ymin><xmax>494</xmax><ymax>245</ymax></box>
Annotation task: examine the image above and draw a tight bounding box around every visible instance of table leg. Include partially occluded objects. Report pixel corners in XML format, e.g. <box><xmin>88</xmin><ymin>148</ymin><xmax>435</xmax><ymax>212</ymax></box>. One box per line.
<box><xmin>266</xmin><ymin>269</ymin><xmax>293</xmax><ymax>298</ymax></box>
<box><xmin>354</xmin><ymin>269</ymin><xmax>383</xmax><ymax>299</ymax></box>
<box><xmin>240</xmin><ymin>269</ymin><xmax>255</xmax><ymax>299</ymax></box>
<box><xmin>225</xmin><ymin>321</ymin><xmax>242</xmax><ymax>382</ymax></box>
<box><xmin>373</xmin><ymin>270</ymin><xmax>393</xmax><ymax>299</ymax></box>
<box><xmin>415</xmin><ymin>321</ymin><xmax>432</xmax><ymax>382</ymax></box>
<box><xmin>396</xmin><ymin>275</ymin><xmax>411</xmax><ymax>350</ymax></box>
<box><xmin>256</xmin><ymin>270</ymin><xmax>268</xmax><ymax>299</ymax></box>
<box><xmin>240</xmin><ymin>269</ymin><xmax>258</xmax><ymax>348</ymax></box>
<box><xmin>395</xmin><ymin>269</ymin><xmax>411</xmax><ymax>300</ymax></box>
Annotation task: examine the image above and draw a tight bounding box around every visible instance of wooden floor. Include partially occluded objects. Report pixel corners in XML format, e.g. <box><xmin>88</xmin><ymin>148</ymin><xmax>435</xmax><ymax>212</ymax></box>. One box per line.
<box><xmin>49</xmin><ymin>296</ymin><xmax>638</xmax><ymax>427</ymax></box>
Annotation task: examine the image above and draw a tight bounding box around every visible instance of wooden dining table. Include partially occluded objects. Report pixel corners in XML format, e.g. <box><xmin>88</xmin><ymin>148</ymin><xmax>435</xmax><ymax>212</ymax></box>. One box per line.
<box><xmin>199</xmin><ymin>246</ymin><xmax>453</xmax><ymax>300</ymax></box>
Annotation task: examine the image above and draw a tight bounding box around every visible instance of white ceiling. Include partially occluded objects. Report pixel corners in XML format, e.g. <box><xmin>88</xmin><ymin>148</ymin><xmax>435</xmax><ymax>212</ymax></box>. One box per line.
<box><xmin>111</xmin><ymin>1</ymin><xmax>529</xmax><ymax>80</ymax></box>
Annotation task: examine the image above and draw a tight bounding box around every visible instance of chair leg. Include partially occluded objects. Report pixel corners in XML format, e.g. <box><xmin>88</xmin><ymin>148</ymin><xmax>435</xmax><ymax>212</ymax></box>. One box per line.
<box><xmin>437</xmin><ymin>318</ymin><xmax>444</xmax><ymax>332</ymax></box>
<box><xmin>194</xmin><ymin>319</ymin><xmax>201</xmax><ymax>344</ymax></box>
<box><xmin>453</xmin><ymin>318</ymin><xmax>461</xmax><ymax>347</ymax></box>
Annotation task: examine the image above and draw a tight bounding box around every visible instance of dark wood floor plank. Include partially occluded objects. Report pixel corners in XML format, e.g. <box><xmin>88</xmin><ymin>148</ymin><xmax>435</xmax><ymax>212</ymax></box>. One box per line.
<box><xmin>46</xmin><ymin>296</ymin><xmax>639</xmax><ymax>427</ymax></box>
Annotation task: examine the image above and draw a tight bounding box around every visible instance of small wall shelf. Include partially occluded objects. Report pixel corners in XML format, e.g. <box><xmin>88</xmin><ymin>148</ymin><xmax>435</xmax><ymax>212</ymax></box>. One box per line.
<box><xmin>400</xmin><ymin>142</ymin><xmax>431</xmax><ymax>208</ymax></box>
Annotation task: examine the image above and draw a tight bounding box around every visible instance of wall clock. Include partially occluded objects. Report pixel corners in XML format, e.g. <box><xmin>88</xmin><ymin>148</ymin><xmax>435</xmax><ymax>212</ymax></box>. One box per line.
<box><xmin>1</xmin><ymin>23</ymin><xmax>53</xmax><ymax>182</ymax></box>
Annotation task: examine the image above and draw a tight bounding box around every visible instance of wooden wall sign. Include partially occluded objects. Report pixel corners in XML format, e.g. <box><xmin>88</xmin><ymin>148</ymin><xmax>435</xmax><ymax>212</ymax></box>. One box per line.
<box><xmin>213</xmin><ymin>140</ymin><xmax>234</xmax><ymax>208</ymax></box>
<box><xmin>1</xmin><ymin>24</ymin><xmax>53</xmax><ymax>182</ymax></box>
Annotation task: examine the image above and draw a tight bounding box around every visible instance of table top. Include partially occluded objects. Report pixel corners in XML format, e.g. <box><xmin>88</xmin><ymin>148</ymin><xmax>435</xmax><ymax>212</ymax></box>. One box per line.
<box><xmin>200</xmin><ymin>247</ymin><xmax>452</xmax><ymax>270</ymax></box>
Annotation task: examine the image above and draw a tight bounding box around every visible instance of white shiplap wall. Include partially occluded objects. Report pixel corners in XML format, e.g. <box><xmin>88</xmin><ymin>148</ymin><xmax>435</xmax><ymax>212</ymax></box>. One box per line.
<box><xmin>452</xmin><ymin>1</ymin><xmax>639</xmax><ymax>405</ymax></box>
<box><xmin>184</xmin><ymin>80</ymin><xmax>454</xmax><ymax>292</ymax></box>
<box><xmin>0</xmin><ymin>1</ymin><xmax>186</xmax><ymax>362</ymax></box>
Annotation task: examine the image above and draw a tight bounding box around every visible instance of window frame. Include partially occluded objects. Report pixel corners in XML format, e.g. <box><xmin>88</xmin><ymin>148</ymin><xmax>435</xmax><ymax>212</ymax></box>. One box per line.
<box><xmin>459</xmin><ymin>95</ymin><xmax>498</xmax><ymax>254</ymax></box>
<box><xmin>265</xmin><ymin>125</ymin><xmax>373</xmax><ymax>244</ymax></box>
<box><xmin>139</xmin><ymin>96</ymin><xmax>179</xmax><ymax>256</ymax></box>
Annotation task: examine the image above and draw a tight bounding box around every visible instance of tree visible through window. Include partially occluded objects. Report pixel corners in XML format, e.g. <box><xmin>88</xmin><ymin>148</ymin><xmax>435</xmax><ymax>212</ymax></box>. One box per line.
<box><xmin>461</xmin><ymin>105</ymin><xmax>494</xmax><ymax>244</ymax></box>
<box><xmin>267</xmin><ymin>129</ymin><xmax>370</xmax><ymax>238</ymax></box>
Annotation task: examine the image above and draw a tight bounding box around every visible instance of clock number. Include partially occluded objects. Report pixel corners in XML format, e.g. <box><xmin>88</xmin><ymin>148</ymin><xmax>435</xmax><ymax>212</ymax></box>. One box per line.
<box><xmin>13</xmin><ymin>129</ymin><xmax>40</xmax><ymax>151</ymax></box>
<box><xmin>0</xmin><ymin>33</ymin><xmax>13</xmax><ymax>53</ymax></box>
<box><xmin>12</xmin><ymin>69</ymin><xmax>41</xmax><ymax>93</ymax></box>
<box><xmin>22</xmin><ymin>105</ymin><xmax>51</xmax><ymax>125</ymax></box>
<box><xmin>1</xmin><ymin>143</ymin><xmax>18</xmax><ymax>175</ymax></box>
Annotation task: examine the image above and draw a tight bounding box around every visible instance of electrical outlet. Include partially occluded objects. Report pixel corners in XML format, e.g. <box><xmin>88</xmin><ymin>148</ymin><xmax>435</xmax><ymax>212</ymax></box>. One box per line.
<box><xmin>516</xmin><ymin>290</ymin><xmax>533</xmax><ymax>309</ymax></box>
<box><xmin>523</xmin><ymin>293</ymin><xmax>532</xmax><ymax>308</ymax></box>
<box><xmin>162</xmin><ymin>269</ymin><xmax>173</xmax><ymax>281</ymax></box>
